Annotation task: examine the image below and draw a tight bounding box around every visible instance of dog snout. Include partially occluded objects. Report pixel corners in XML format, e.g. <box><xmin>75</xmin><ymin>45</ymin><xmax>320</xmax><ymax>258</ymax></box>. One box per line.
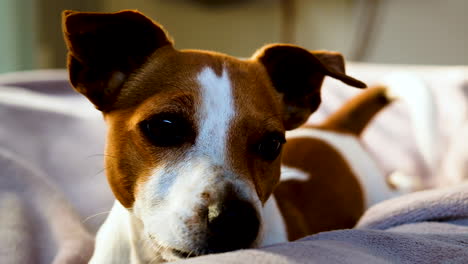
<box><xmin>204</xmin><ymin>198</ymin><xmax>260</xmax><ymax>253</ymax></box>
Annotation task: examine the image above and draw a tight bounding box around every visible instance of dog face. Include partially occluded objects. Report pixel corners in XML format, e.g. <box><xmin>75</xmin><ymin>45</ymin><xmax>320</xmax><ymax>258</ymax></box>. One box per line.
<box><xmin>62</xmin><ymin>10</ymin><xmax>365</xmax><ymax>259</ymax></box>
<box><xmin>104</xmin><ymin>50</ymin><xmax>288</xmax><ymax>257</ymax></box>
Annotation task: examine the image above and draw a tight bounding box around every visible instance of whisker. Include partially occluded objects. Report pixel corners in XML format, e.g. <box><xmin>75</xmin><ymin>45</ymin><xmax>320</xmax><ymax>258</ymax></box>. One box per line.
<box><xmin>154</xmin><ymin>245</ymin><xmax>167</xmax><ymax>263</ymax></box>
<box><xmin>186</xmin><ymin>250</ymin><xmax>195</xmax><ymax>259</ymax></box>
<box><xmin>149</xmin><ymin>252</ymin><xmax>160</xmax><ymax>264</ymax></box>
<box><xmin>145</xmin><ymin>235</ymin><xmax>168</xmax><ymax>264</ymax></box>
<box><xmin>94</xmin><ymin>168</ymin><xmax>106</xmax><ymax>177</ymax></box>
<box><xmin>82</xmin><ymin>211</ymin><xmax>111</xmax><ymax>224</ymax></box>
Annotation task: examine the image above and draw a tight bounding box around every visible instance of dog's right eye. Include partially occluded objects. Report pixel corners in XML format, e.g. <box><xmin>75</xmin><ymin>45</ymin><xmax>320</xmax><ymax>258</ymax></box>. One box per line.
<box><xmin>140</xmin><ymin>114</ymin><xmax>195</xmax><ymax>147</ymax></box>
<box><xmin>255</xmin><ymin>132</ymin><xmax>286</xmax><ymax>161</ymax></box>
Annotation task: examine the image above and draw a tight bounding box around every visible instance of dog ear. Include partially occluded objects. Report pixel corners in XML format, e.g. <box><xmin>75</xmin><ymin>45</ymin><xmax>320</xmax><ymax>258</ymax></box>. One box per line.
<box><xmin>254</xmin><ymin>44</ymin><xmax>366</xmax><ymax>130</ymax></box>
<box><xmin>62</xmin><ymin>10</ymin><xmax>173</xmax><ymax>111</ymax></box>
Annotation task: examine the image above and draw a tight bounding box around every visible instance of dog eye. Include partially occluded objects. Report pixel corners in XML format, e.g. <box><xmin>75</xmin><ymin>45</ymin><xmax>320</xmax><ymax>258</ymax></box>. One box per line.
<box><xmin>140</xmin><ymin>114</ymin><xmax>194</xmax><ymax>147</ymax></box>
<box><xmin>256</xmin><ymin>133</ymin><xmax>285</xmax><ymax>161</ymax></box>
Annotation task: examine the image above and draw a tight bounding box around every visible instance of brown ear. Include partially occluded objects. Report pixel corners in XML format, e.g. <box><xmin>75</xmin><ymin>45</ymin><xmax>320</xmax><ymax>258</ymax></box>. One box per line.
<box><xmin>62</xmin><ymin>10</ymin><xmax>173</xmax><ymax>111</ymax></box>
<box><xmin>254</xmin><ymin>44</ymin><xmax>366</xmax><ymax>130</ymax></box>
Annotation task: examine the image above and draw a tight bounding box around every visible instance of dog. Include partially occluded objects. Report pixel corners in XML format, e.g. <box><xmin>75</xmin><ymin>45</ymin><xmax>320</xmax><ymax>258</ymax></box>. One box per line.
<box><xmin>62</xmin><ymin>10</ymin><xmax>403</xmax><ymax>263</ymax></box>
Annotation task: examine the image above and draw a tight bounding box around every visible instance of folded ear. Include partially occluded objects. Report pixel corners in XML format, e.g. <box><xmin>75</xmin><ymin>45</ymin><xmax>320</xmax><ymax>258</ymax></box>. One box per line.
<box><xmin>254</xmin><ymin>44</ymin><xmax>366</xmax><ymax>130</ymax></box>
<box><xmin>62</xmin><ymin>10</ymin><xmax>173</xmax><ymax>111</ymax></box>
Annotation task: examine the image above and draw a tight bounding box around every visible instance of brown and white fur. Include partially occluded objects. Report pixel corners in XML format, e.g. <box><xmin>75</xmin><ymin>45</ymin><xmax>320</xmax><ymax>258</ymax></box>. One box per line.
<box><xmin>276</xmin><ymin>86</ymin><xmax>404</xmax><ymax>240</ymax></box>
<box><xmin>61</xmin><ymin>10</ymin><xmax>403</xmax><ymax>263</ymax></box>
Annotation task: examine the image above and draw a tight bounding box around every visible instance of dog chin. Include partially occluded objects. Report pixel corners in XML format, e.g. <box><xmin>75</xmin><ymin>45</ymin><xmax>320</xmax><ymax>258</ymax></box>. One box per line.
<box><xmin>142</xmin><ymin>239</ymin><xmax>188</xmax><ymax>262</ymax></box>
<box><xmin>164</xmin><ymin>248</ymin><xmax>197</xmax><ymax>261</ymax></box>
<box><xmin>148</xmin><ymin>236</ymin><xmax>259</xmax><ymax>262</ymax></box>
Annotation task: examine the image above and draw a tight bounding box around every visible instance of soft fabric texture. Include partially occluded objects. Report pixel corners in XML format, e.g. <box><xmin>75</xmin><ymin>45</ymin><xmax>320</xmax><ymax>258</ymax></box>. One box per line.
<box><xmin>315</xmin><ymin>64</ymin><xmax>468</xmax><ymax>189</ymax></box>
<box><xmin>171</xmin><ymin>184</ymin><xmax>468</xmax><ymax>264</ymax></box>
<box><xmin>0</xmin><ymin>148</ymin><xmax>94</xmax><ymax>264</ymax></box>
<box><xmin>0</xmin><ymin>70</ymin><xmax>110</xmax><ymax>263</ymax></box>
<box><xmin>1</xmin><ymin>65</ymin><xmax>468</xmax><ymax>263</ymax></box>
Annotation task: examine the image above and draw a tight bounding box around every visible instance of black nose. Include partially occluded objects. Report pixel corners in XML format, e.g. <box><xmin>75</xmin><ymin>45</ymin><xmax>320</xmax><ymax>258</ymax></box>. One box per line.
<box><xmin>205</xmin><ymin>199</ymin><xmax>260</xmax><ymax>253</ymax></box>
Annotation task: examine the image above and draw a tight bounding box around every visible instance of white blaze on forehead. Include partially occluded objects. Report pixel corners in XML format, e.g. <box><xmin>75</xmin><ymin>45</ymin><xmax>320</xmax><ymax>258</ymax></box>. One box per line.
<box><xmin>196</xmin><ymin>67</ymin><xmax>235</xmax><ymax>163</ymax></box>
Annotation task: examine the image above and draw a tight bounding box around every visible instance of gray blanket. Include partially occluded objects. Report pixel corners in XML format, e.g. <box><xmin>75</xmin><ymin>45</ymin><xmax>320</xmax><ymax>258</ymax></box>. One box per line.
<box><xmin>171</xmin><ymin>184</ymin><xmax>468</xmax><ymax>264</ymax></box>
<box><xmin>1</xmin><ymin>67</ymin><xmax>468</xmax><ymax>263</ymax></box>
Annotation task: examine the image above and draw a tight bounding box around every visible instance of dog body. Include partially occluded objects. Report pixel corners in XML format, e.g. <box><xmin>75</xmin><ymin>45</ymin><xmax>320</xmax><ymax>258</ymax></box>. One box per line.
<box><xmin>60</xmin><ymin>10</ymin><xmax>407</xmax><ymax>263</ymax></box>
<box><xmin>276</xmin><ymin>86</ymin><xmax>402</xmax><ymax>240</ymax></box>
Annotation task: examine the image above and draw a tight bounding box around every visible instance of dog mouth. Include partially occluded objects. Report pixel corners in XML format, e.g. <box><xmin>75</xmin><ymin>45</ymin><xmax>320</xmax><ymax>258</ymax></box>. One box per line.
<box><xmin>144</xmin><ymin>191</ymin><xmax>261</xmax><ymax>260</ymax></box>
<box><xmin>152</xmin><ymin>198</ymin><xmax>261</xmax><ymax>260</ymax></box>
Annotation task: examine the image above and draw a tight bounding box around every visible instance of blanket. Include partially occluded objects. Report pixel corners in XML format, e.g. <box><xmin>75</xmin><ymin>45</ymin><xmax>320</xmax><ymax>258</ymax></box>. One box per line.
<box><xmin>314</xmin><ymin>64</ymin><xmax>468</xmax><ymax>188</ymax></box>
<box><xmin>1</xmin><ymin>66</ymin><xmax>468</xmax><ymax>263</ymax></box>
<box><xmin>0</xmin><ymin>70</ymin><xmax>112</xmax><ymax>263</ymax></box>
<box><xmin>170</xmin><ymin>184</ymin><xmax>468</xmax><ymax>263</ymax></box>
<box><xmin>0</xmin><ymin>148</ymin><xmax>94</xmax><ymax>264</ymax></box>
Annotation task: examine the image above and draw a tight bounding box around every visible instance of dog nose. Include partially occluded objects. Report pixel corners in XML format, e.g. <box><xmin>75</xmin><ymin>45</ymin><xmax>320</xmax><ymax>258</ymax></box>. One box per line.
<box><xmin>205</xmin><ymin>199</ymin><xmax>259</xmax><ymax>253</ymax></box>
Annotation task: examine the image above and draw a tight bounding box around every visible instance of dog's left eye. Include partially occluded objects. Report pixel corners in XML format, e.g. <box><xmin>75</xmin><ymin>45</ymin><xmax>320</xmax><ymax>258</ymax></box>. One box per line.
<box><xmin>256</xmin><ymin>133</ymin><xmax>286</xmax><ymax>161</ymax></box>
<box><xmin>140</xmin><ymin>114</ymin><xmax>195</xmax><ymax>147</ymax></box>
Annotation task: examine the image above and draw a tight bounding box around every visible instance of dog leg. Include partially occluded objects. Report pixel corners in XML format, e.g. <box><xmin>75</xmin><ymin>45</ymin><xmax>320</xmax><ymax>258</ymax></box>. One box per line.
<box><xmin>90</xmin><ymin>201</ymin><xmax>134</xmax><ymax>264</ymax></box>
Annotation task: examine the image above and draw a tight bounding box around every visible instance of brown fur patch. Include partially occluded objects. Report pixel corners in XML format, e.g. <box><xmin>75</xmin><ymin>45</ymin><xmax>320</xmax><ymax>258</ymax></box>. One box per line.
<box><xmin>275</xmin><ymin>137</ymin><xmax>365</xmax><ymax>240</ymax></box>
<box><xmin>275</xmin><ymin>86</ymin><xmax>395</xmax><ymax>240</ymax></box>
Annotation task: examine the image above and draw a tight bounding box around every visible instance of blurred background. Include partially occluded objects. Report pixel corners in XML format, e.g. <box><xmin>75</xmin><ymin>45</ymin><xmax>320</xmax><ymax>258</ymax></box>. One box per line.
<box><xmin>1</xmin><ymin>0</ymin><xmax>467</xmax><ymax>74</ymax></box>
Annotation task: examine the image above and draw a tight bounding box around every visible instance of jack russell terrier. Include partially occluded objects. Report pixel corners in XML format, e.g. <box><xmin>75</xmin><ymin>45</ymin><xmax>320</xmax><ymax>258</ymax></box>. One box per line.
<box><xmin>62</xmin><ymin>10</ymin><xmax>403</xmax><ymax>263</ymax></box>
